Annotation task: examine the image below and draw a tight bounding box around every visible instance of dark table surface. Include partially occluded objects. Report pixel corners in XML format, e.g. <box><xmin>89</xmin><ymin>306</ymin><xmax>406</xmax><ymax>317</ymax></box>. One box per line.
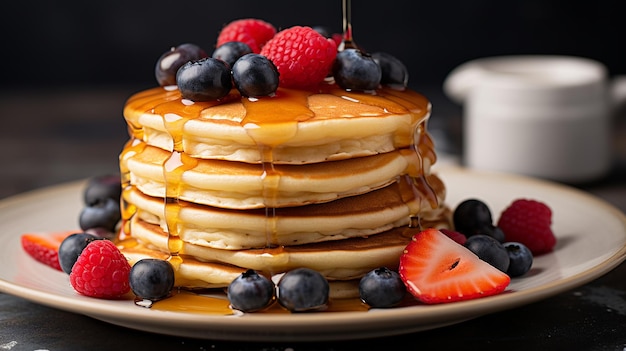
<box><xmin>1</xmin><ymin>84</ymin><xmax>625</xmax><ymax>351</ymax></box>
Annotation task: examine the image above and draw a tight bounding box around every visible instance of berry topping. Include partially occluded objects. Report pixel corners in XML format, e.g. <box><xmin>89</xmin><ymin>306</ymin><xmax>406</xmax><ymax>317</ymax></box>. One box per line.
<box><xmin>58</xmin><ymin>232</ymin><xmax>100</xmax><ymax>274</ymax></box>
<box><xmin>453</xmin><ymin>198</ymin><xmax>493</xmax><ymax>234</ymax></box>
<box><xmin>212</xmin><ymin>41</ymin><xmax>253</xmax><ymax>68</ymax></box>
<box><xmin>83</xmin><ymin>174</ymin><xmax>121</xmax><ymax>207</ymax></box>
<box><xmin>277</xmin><ymin>267</ymin><xmax>329</xmax><ymax>312</ymax></box>
<box><xmin>371</xmin><ymin>52</ymin><xmax>409</xmax><ymax>88</ymax></box>
<box><xmin>260</xmin><ymin>26</ymin><xmax>337</xmax><ymax>89</ymax></box>
<box><xmin>497</xmin><ymin>199</ymin><xmax>556</xmax><ymax>255</ymax></box>
<box><xmin>332</xmin><ymin>48</ymin><xmax>381</xmax><ymax>91</ymax></box>
<box><xmin>129</xmin><ymin>259</ymin><xmax>175</xmax><ymax>301</ymax></box>
<box><xmin>78</xmin><ymin>197</ymin><xmax>121</xmax><ymax>233</ymax></box>
<box><xmin>216</xmin><ymin>18</ymin><xmax>276</xmax><ymax>54</ymax></box>
<box><xmin>176</xmin><ymin>58</ymin><xmax>232</xmax><ymax>101</ymax></box>
<box><xmin>227</xmin><ymin>269</ymin><xmax>276</xmax><ymax>313</ymax></box>
<box><xmin>359</xmin><ymin>267</ymin><xmax>406</xmax><ymax>308</ymax></box>
<box><xmin>464</xmin><ymin>234</ymin><xmax>510</xmax><ymax>273</ymax></box>
<box><xmin>503</xmin><ymin>242</ymin><xmax>534</xmax><ymax>277</ymax></box>
<box><xmin>399</xmin><ymin>228</ymin><xmax>510</xmax><ymax>304</ymax></box>
<box><xmin>155</xmin><ymin>43</ymin><xmax>207</xmax><ymax>86</ymax></box>
<box><xmin>21</xmin><ymin>231</ymin><xmax>75</xmax><ymax>271</ymax></box>
<box><xmin>453</xmin><ymin>198</ymin><xmax>504</xmax><ymax>242</ymax></box>
<box><xmin>69</xmin><ymin>239</ymin><xmax>131</xmax><ymax>299</ymax></box>
<box><xmin>232</xmin><ymin>53</ymin><xmax>279</xmax><ymax>97</ymax></box>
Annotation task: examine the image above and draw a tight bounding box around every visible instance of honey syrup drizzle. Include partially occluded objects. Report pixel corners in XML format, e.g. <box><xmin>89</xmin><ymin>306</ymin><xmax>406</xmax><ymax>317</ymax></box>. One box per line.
<box><xmin>118</xmin><ymin>138</ymin><xmax>146</xmax><ymax>241</ymax></box>
<box><xmin>159</xmin><ymin>99</ymin><xmax>206</xmax><ymax>267</ymax></box>
<box><xmin>240</xmin><ymin>90</ymin><xmax>315</xmax><ymax>263</ymax></box>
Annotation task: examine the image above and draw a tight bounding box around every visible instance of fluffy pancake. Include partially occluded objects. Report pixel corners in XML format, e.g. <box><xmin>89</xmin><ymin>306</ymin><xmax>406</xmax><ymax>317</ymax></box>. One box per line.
<box><xmin>123</xmin><ymin>173</ymin><xmax>446</xmax><ymax>250</ymax></box>
<box><xmin>123</xmin><ymin>85</ymin><xmax>432</xmax><ymax>164</ymax></box>
<box><xmin>122</xmin><ymin>213</ymin><xmax>451</xmax><ymax>284</ymax></box>
<box><xmin>119</xmin><ymin>241</ymin><xmax>363</xmax><ymax>299</ymax></box>
<box><xmin>122</xmin><ymin>140</ymin><xmax>433</xmax><ymax>209</ymax></box>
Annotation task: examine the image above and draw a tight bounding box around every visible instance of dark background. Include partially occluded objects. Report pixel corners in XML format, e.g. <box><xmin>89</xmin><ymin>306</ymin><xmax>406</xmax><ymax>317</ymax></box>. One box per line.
<box><xmin>1</xmin><ymin>0</ymin><xmax>624</xmax><ymax>198</ymax></box>
<box><xmin>2</xmin><ymin>0</ymin><xmax>624</xmax><ymax>91</ymax></box>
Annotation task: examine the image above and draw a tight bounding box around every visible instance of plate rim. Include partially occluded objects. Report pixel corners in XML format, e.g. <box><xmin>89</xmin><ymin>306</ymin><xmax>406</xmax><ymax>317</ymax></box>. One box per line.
<box><xmin>1</xmin><ymin>166</ymin><xmax>625</xmax><ymax>341</ymax></box>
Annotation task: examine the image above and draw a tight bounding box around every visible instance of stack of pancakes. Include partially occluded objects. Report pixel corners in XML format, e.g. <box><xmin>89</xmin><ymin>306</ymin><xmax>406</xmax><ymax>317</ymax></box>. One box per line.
<box><xmin>117</xmin><ymin>83</ymin><xmax>450</xmax><ymax>298</ymax></box>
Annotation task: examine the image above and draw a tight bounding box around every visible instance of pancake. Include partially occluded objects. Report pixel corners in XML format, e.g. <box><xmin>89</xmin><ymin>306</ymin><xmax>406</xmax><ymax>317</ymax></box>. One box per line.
<box><xmin>123</xmin><ymin>173</ymin><xmax>446</xmax><ymax>250</ymax></box>
<box><xmin>120</xmin><ymin>241</ymin><xmax>363</xmax><ymax>299</ymax></box>
<box><xmin>123</xmin><ymin>85</ymin><xmax>432</xmax><ymax>164</ymax></box>
<box><xmin>122</xmin><ymin>141</ymin><xmax>430</xmax><ymax>209</ymax></box>
<box><xmin>122</xmin><ymin>213</ymin><xmax>451</xmax><ymax>284</ymax></box>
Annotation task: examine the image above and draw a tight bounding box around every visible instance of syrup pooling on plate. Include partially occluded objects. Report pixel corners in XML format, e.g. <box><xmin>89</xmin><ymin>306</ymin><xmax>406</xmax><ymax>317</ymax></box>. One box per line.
<box><xmin>150</xmin><ymin>289</ymin><xmax>373</xmax><ymax>314</ymax></box>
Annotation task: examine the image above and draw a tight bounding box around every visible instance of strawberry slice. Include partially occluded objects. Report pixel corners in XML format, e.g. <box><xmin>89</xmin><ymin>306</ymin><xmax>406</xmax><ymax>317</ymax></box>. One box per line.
<box><xmin>21</xmin><ymin>231</ymin><xmax>78</xmax><ymax>271</ymax></box>
<box><xmin>399</xmin><ymin>228</ymin><xmax>510</xmax><ymax>304</ymax></box>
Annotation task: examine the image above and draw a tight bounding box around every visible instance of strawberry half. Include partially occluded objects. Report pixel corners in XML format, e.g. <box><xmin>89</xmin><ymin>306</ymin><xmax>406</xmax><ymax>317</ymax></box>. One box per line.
<box><xmin>21</xmin><ymin>231</ymin><xmax>78</xmax><ymax>271</ymax></box>
<box><xmin>399</xmin><ymin>228</ymin><xmax>510</xmax><ymax>304</ymax></box>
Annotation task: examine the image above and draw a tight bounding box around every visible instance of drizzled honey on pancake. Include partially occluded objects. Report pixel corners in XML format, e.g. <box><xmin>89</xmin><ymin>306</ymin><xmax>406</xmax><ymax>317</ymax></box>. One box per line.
<box><xmin>118</xmin><ymin>80</ymin><xmax>448</xmax><ymax>286</ymax></box>
<box><xmin>121</xmin><ymin>85</ymin><xmax>439</xmax><ymax>231</ymax></box>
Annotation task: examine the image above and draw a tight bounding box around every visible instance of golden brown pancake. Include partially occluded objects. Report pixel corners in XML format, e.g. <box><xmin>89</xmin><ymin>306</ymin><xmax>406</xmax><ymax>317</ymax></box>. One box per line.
<box><xmin>122</xmin><ymin>141</ymin><xmax>433</xmax><ymax>209</ymax></box>
<box><xmin>122</xmin><ymin>85</ymin><xmax>432</xmax><ymax>164</ymax></box>
<box><xmin>122</xmin><ymin>212</ymin><xmax>451</xmax><ymax>284</ymax></box>
<box><xmin>119</xmin><ymin>240</ymin><xmax>364</xmax><ymax>299</ymax></box>
<box><xmin>123</xmin><ymin>173</ymin><xmax>446</xmax><ymax>250</ymax></box>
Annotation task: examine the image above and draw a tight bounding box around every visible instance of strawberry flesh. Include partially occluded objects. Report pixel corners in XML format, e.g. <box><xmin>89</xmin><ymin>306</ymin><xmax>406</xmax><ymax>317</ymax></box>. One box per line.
<box><xmin>399</xmin><ymin>228</ymin><xmax>510</xmax><ymax>304</ymax></box>
<box><xmin>21</xmin><ymin>231</ymin><xmax>77</xmax><ymax>271</ymax></box>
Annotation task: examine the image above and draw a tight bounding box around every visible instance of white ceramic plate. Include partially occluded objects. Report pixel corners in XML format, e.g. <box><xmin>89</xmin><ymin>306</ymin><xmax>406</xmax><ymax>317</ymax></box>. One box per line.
<box><xmin>1</xmin><ymin>166</ymin><xmax>625</xmax><ymax>341</ymax></box>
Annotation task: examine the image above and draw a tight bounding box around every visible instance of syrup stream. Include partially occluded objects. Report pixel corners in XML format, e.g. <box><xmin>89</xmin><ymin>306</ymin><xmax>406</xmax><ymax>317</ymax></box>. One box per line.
<box><xmin>339</xmin><ymin>0</ymin><xmax>357</xmax><ymax>51</ymax></box>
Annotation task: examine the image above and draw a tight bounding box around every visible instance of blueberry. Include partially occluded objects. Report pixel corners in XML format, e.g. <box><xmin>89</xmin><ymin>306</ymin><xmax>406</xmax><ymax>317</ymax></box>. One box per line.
<box><xmin>332</xmin><ymin>48</ymin><xmax>381</xmax><ymax>91</ymax></box>
<box><xmin>453</xmin><ymin>199</ymin><xmax>494</xmax><ymax>237</ymax></box>
<box><xmin>232</xmin><ymin>53</ymin><xmax>279</xmax><ymax>97</ymax></box>
<box><xmin>129</xmin><ymin>259</ymin><xmax>175</xmax><ymax>301</ymax></box>
<box><xmin>359</xmin><ymin>267</ymin><xmax>406</xmax><ymax>308</ymax></box>
<box><xmin>464</xmin><ymin>234</ymin><xmax>510</xmax><ymax>273</ymax></box>
<box><xmin>371</xmin><ymin>52</ymin><xmax>409</xmax><ymax>88</ymax></box>
<box><xmin>83</xmin><ymin>174</ymin><xmax>121</xmax><ymax>207</ymax></box>
<box><xmin>176</xmin><ymin>57</ymin><xmax>232</xmax><ymax>101</ymax></box>
<box><xmin>277</xmin><ymin>268</ymin><xmax>329</xmax><ymax>312</ymax></box>
<box><xmin>212</xmin><ymin>41</ymin><xmax>252</xmax><ymax>68</ymax></box>
<box><xmin>79</xmin><ymin>197</ymin><xmax>121</xmax><ymax>232</ymax></box>
<box><xmin>482</xmin><ymin>225</ymin><xmax>506</xmax><ymax>243</ymax></box>
<box><xmin>58</xmin><ymin>232</ymin><xmax>99</xmax><ymax>274</ymax></box>
<box><xmin>227</xmin><ymin>269</ymin><xmax>275</xmax><ymax>312</ymax></box>
<box><xmin>155</xmin><ymin>43</ymin><xmax>207</xmax><ymax>86</ymax></box>
<box><xmin>504</xmin><ymin>242</ymin><xmax>533</xmax><ymax>277</ymax></box>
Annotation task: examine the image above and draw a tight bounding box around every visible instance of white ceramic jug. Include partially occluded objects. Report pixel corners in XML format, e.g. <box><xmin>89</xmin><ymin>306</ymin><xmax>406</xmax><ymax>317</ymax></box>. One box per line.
<box><xmin>443</xmin><ymin>55</ymin><xmax>624</xmax><ymax>183</ymax></box>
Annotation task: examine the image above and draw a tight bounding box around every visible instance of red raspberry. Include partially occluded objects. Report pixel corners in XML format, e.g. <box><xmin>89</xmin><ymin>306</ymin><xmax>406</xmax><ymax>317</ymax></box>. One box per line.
<box><xmin>260</xmin><ymin>26</ymin><xmax>337</xmax><ymax>89</ymax></box>
<box><xmin>497</xmin><ymin>199</ymin><xmax>556</xmax><ymax>255</ymax></box>
<box><xmin>440</xmin><ymin>228</ymin><xmax>467</xmax><ymax>245</ymax></box>
<box><xmin>69</xmin><ymin>239</ymin><xmax>131</xmax><ymax>299</ymax></box>
<box><xmin>216</xmin><ymin>18</ymin><xmax>276</xmax><ymax>54</ymax></box>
